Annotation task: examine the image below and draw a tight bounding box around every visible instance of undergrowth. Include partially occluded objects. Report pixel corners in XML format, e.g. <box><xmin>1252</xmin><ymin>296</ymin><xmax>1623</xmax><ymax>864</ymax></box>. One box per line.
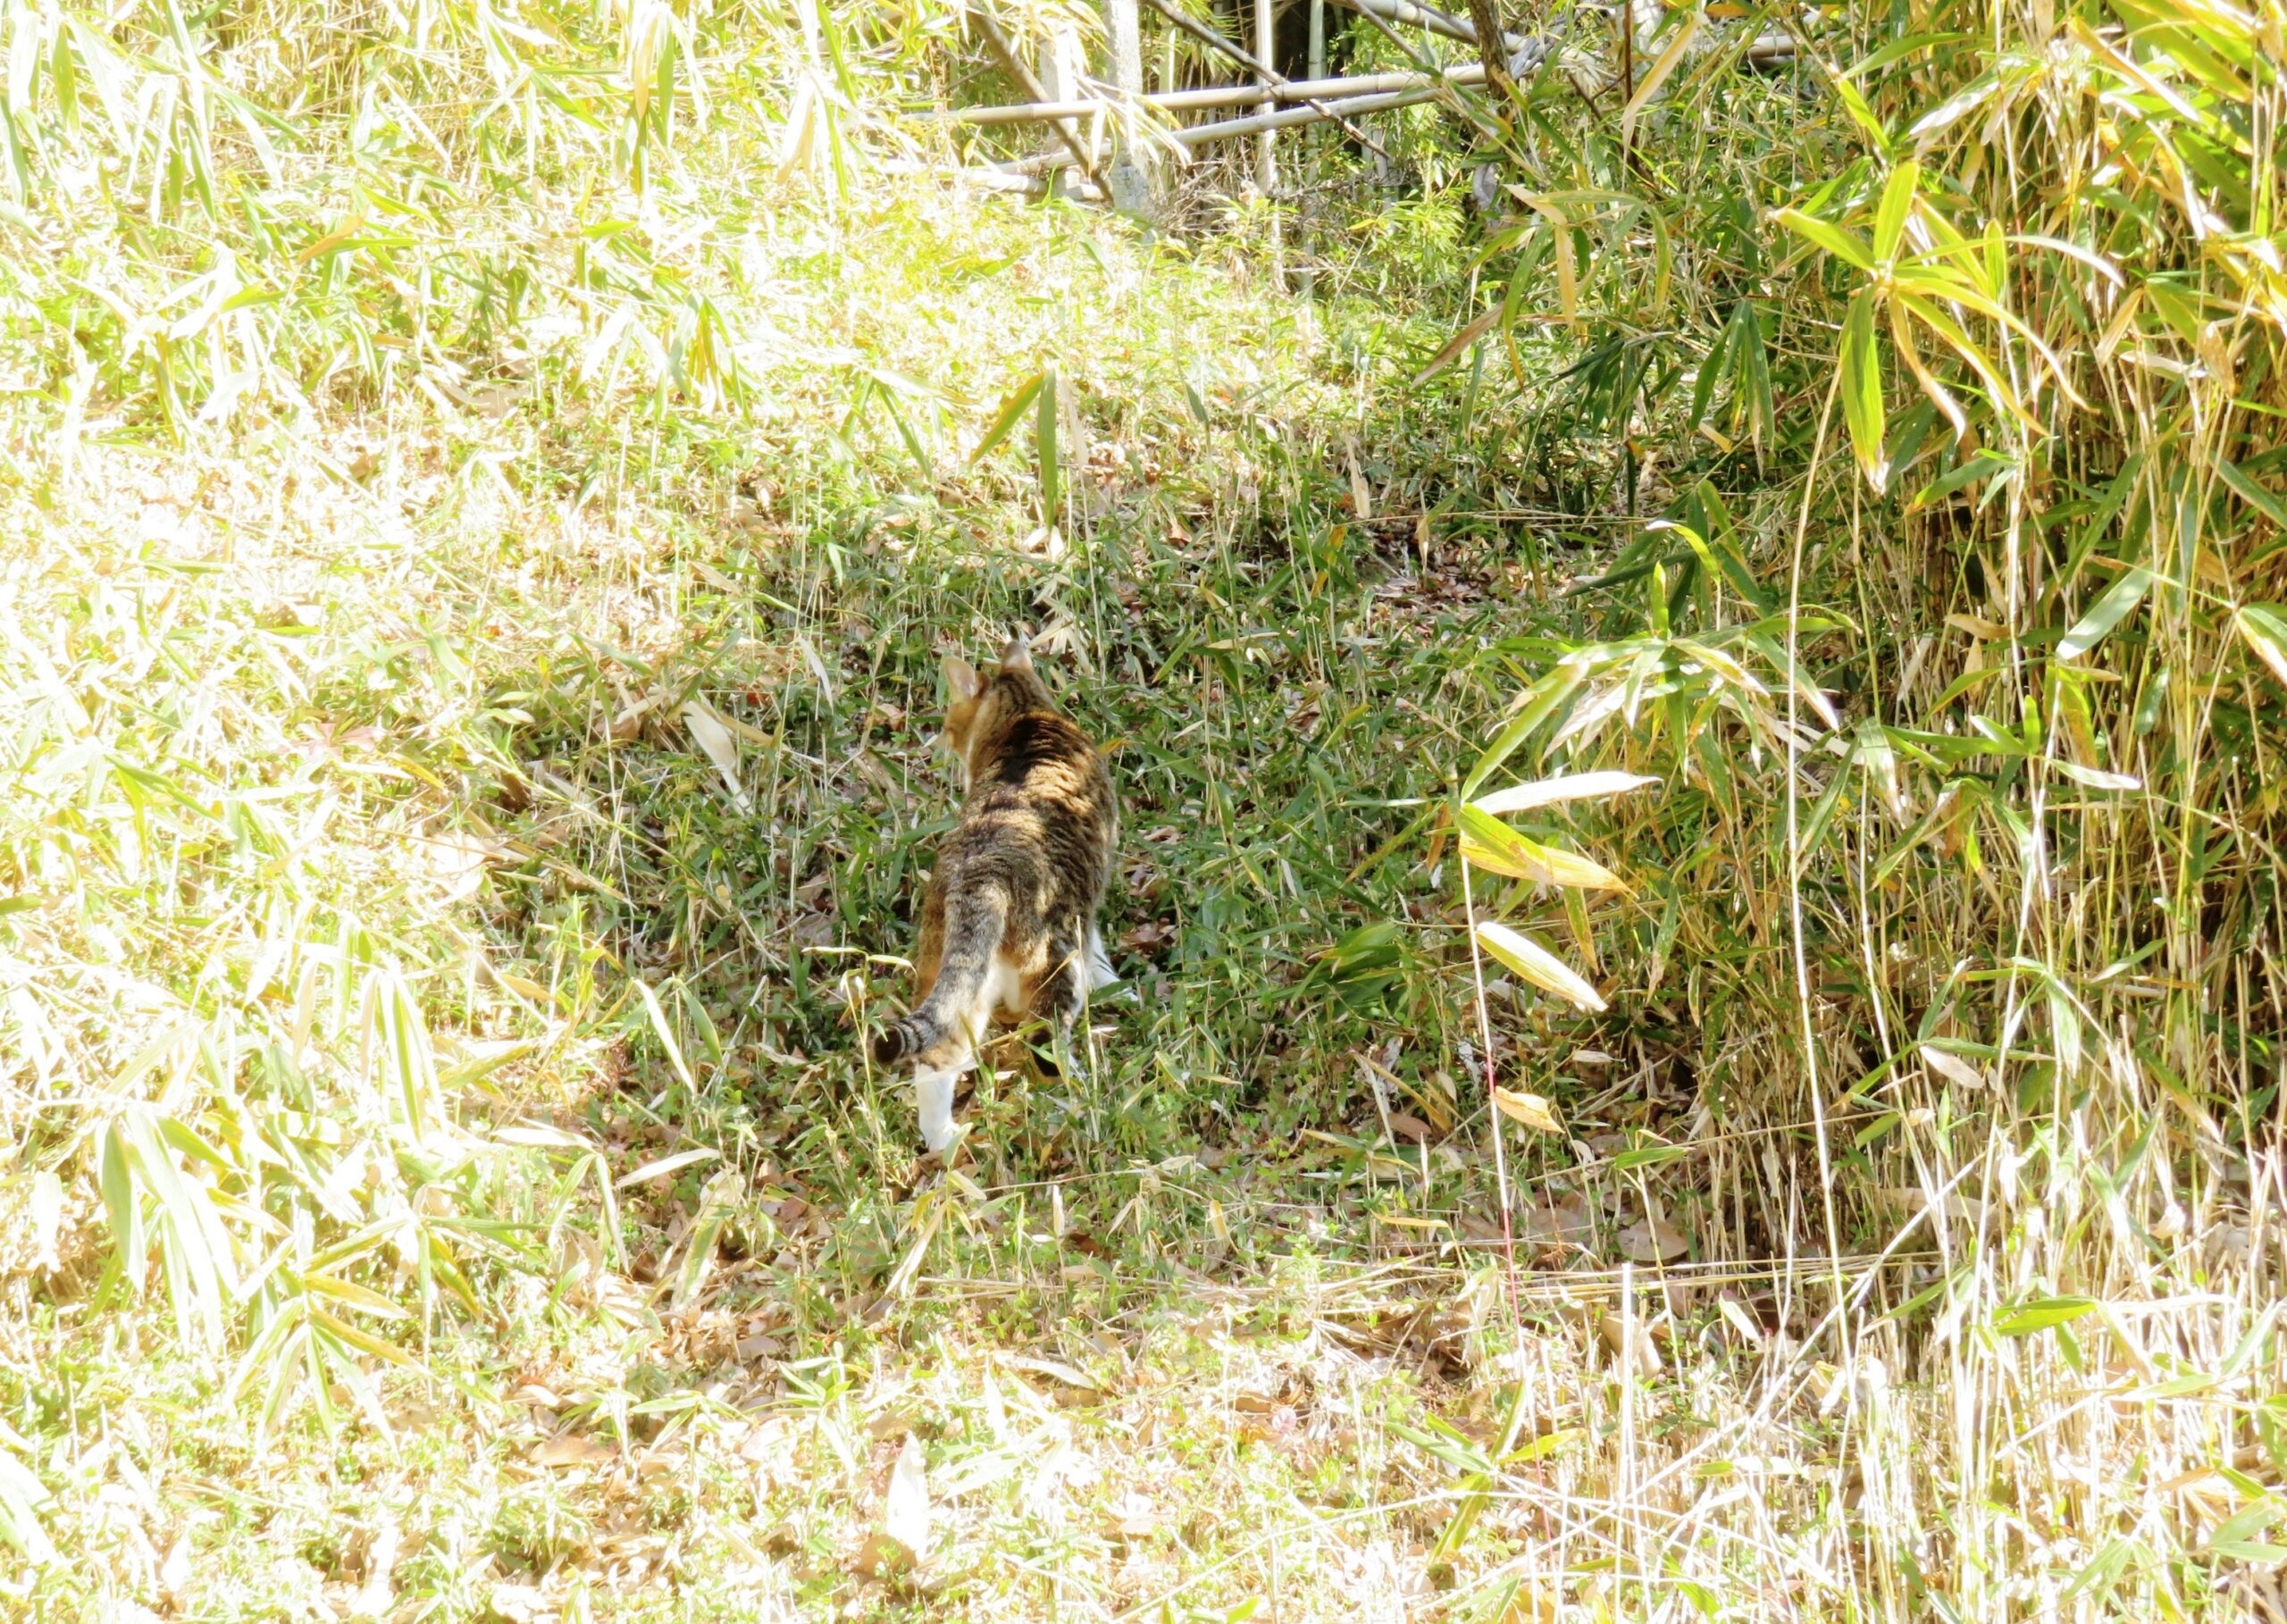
<box><xmin>3</xmin><ymin>0</ymin><xmax>2284</xmax><ymax>1620</ymax></box>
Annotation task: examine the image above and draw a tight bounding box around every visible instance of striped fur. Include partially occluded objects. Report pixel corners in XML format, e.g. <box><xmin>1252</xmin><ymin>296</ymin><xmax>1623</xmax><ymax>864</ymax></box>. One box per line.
<box><xmin>870</xmin><ymin>634</ymin><xmax>1118</xmax><ymax>1151</ymax></box>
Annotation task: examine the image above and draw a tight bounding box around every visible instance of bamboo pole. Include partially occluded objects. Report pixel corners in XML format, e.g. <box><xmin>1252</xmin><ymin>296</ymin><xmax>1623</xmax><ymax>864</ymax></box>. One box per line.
<box><xmin>1257</xmin><ymin>0</ymin><xmax>1278</xmax><ymax>264</ymax></box>
<box><xmin>1175</xmin><ymin>86</ymin><xmax>1443</xmax><ymax>143</ymax></box>
<box><xmin>1328</xmin><ymin>0</ymin><xmax>1519</xmax><ymax>53</ymax></box>
<box><xmin>929</xmin><ymin>64</ymin><xmax>1486</xmax><ymax>125</ymax></box>
<box><xmin>1008</xmin><ymin>83</ymin><xmax>1448</xmax><ymax>167</ymax></box>
<box><xmin>1102</xmin><ymin>0</ymin><xmax>1152</xmax><ymax>216</ymax></box>
<box><xmin>1255</xmin><ymin>0</ymin><xmax>1276</xmax><ymax>193</ymax></box>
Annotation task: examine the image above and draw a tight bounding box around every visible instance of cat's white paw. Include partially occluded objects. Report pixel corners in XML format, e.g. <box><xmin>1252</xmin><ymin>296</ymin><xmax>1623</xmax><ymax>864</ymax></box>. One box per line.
<box><xmin>916</xmin><ymin>1067</ymin><xmax>961</xmax><ymax>1152</ymax></box>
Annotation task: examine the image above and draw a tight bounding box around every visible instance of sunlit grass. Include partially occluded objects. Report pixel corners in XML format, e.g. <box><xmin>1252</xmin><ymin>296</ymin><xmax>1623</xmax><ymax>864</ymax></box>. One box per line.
<box><xmin>4</xmin><ymin>0</ymin><xmax>2285</xmax><ymax>1618</ymax></box>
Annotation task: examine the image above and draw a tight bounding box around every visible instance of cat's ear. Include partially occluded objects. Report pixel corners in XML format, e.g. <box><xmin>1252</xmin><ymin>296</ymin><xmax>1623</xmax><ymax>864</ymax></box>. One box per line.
<box><xmin>943</xmin><ymin>654</ymin><xmax>981</xmax><ymax>699</ymax></box>
<box><xmin>999</xmin><ymin>632</ymin><xmax>1034</xmax><ymax>674</ymax></box>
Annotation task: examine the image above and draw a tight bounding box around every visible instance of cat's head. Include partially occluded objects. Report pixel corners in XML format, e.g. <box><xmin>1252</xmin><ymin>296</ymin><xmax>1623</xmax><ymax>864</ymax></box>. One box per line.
<box><xmin>940</xmin><ymin>633</ymin><xmax>1051</xmax><ymax>783</ymax></box>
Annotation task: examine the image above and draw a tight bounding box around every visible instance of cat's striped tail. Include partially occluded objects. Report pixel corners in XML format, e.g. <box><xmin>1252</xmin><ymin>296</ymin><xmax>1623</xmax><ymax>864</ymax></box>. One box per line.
<box><xmin>869</xmin><ymin>885</ymin><xmax>1007</xmax><ymax>1067</ymax></box>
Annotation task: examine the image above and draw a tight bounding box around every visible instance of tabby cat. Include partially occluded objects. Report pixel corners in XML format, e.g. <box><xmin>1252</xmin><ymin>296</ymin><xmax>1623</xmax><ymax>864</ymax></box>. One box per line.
<box><xmin>869</xmin><ymin>634</ymin><xmax>1118</xmax><ymax>1151</ymax></box>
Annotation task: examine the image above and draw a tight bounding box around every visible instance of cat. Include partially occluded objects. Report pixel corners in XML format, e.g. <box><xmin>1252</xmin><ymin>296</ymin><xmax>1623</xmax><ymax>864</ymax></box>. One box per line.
<box><xmin>869</xmin><ymin>632</ymin><xmax>1119</xmax><ymax>1152</ymax></box>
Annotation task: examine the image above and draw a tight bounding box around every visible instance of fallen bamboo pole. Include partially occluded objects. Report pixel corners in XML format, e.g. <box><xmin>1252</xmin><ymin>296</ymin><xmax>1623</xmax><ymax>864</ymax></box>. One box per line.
<box><xmin>1177</xmin><ymin>87</ymin><xmax>1444</xmax><ymax>144</ymax></box>
<box><xmin>1014</xmin><ymin>84</ymin><xmax>1451</xmax><ymax>171</ymax></box>
<box><xmin>1138</xmin><ymin>0</ymin><xmax>1399</xmax><ymax>163</ymax></box>
<box><xmin>932</xmin><ymin>64</ymin><xmax>1487</xmax><ymax>126</ymax></box>
<box><xmin>1329</xmin><ymin>0</ymin><xmax>1521</xmax><ymax>53</ymax></box>
<box><xmin>1332</xmin><ymin>0</ymin><xmax>1796</xmax><ymax>69</ymax></box>
<box><xmin>972</xmin><ymin>6</ymin><xmax>1102</xmax><ymax>188</ymax></box>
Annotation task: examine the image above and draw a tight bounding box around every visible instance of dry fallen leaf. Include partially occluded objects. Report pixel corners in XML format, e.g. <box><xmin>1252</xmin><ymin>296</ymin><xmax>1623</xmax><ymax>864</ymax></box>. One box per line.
<box><xmin>1919</xmin><ymin>1043</ymin><xmax>1989</xmax><ymax>1091</ymax></box>
<box><xmin>158</xmin><ymin>1534</ymin><xmax>191</xmax><ymax>1602</ymax></box>
<box><xmin>1387</xmin><ymin>1110</ymin><xmax>1435</xmax><ymax>1143</ymax></box>
<box><xmin>348</xmin><ymin>1519</ymin><xmax>400</xmax><ymax>1621</ymax></box>
<box><xmin>738</xmin><ymin>1417</ymin><xmax>794</xmax><ymax>1465</ymax></box>
<box><xmin>534</xmin><ymin>1432</ymin><xmax>615</xmax><ymax>1469</ymax></box>
<box><xmin>488</xmin><ymin>1582</ymin><xmax>549</xmax><ymax>1623</ymax></box>
<box><xmin>1619</xmin><ymin>1216</ymin><xmax>1689</xmax><ymax>1263</ymax></box>
<box><xmin>1598</xmin><ymin>1312</ymin><xmax>1663</xmax><ymax>1377</ymax></box>
<box><xmin>608</xmin><ymin>688</ymin><xmax>665</xmax><ymax>743</ymax></box>
<box><xmin>1001</xmin><ymin>1352</ymin><xmax>1102</xmax><ymax>1394</ymax></box>
<box><xmin>883</xmin><ymin>1432</ymin><xmax>931</xmax><ymax>1559</ymax></box>
<box><xmin>681</xmin><ymin>701</ymin><xmax>751</xmax><ymax>810</ymax></box>
<box><xmin>1520</xmin><ymin>1199</ymin><xmax>1595</xmax><ymax>1251</ymax></box>
<box><xmin>1499</xmin><ymin>1582</ymin><xmax>1562</xmax><ymax>1623</ymax></box>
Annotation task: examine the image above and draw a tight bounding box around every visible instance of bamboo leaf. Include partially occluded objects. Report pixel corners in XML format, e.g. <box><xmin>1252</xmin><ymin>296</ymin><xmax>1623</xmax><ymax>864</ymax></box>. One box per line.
<box><xmin>1462</xmin><ymin>662</ymin><xmax>1587</xmax><ymax>799</ymax></box>
<box><xmin>2236</xmin><ymin>606</ymin><xmax>2287</xmax><ymax>687</ymax></box>
<box><xmin>1457</xmin><ymin>806</ymin><xmax>1629</xmax><ymax>892</ymax></box>
<box><xmin>1470</xmin><ymin>772</ymin><xmax>1658</xmax><ymax>816</ymax></box>
<box><xmin>1035</xmin><ymin>359</ymin><xmax>1060</xmax><ymax>521</ymax></box>
<box><xmin>1774</xmin><ymin>207</ymin><xmax>1874</xmax><ymax>272</ymax></box>
<box><xmin>615</xmin><ymin>1146</ymin><xmax>717</xmax><ymax>1189</ymax></box>
<box><xmin>1621</xmin><ymin>11</ymin><xmax>1700</xmax><ymax>148</ymax></box>
<box><xmin>2057</xmin><ymin>565</ymin><xmax>2155</xmax><ymax>659</ymax></box>
<box><xmin>1412</xmin><ymin>305</ymin><xmax>1504</xmax><ymax>387</ymax></box>
<box><xmin>1994</xmin><ymin>1296</ymin><xmax>2098</xmax><ymax>1336</ymax></box>
<box><xmin>969</xmin><ymin>370</ymin><xmax>1044</xmax><ymax>464</ymax></box>
<box><xmin>1474</xmin><ymin>921</ymin><xmax>1606</xmax><ymax>1012</ymax></box>
<box><xmin>0</xmin><ymin>1446</ymin><xmax>55</xmax><ymax>1564</ymax></box>
<box><xmin>1872</xmin><ymin>162</ymin><xmax>1919</xmax><ymax>263</ymax></box>
<box><xmin>631</xmin><ymin>979</ymin><xmax>700</xmax><ymax>1095</ymax></box>
<box><xmin>1840</xmin><ymin>289</ymin><xmax>1888</xmax><ymax>490</ymax></box>
<box><xmin>680</xmin><ymin>701</ymin><xmax>751</xmax><ymax>811</ymax></box>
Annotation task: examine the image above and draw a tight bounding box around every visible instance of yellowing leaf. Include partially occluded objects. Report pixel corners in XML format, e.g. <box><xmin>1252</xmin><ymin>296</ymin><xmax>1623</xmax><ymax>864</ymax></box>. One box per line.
<box><xmin>1621</xmin><ymin>10</ymin><xmax>1700</xmax><ymax>148</ymax></box>
<box><xmin>1491</xmin><ymin>1085</ymin><xmax>1563</xmax><ymax>1134</ymax></box>
<box><xmin>1458</xmin><ymin>806</ymin><xmax>1629</xmax><ymax>892</ymax></box>
<box><xmin>2236</xmin><ymin>606</ymin><xmax>2287</xmax><ymax>688</ymax></box>
<box><xmin>1475</xmin><ymin>921</ymin><xmax>1606</xmax><ymax>1012</ymax></box>
<box><xmin>2052</xmin><ymin>759</ymin><xmax>2140</xmax><ymax>791</ymax></box>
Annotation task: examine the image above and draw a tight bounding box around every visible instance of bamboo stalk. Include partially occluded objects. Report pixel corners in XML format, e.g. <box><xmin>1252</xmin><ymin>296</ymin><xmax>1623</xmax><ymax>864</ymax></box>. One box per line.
<box><xmin>1177</xmin><ymin>87</ymin><xmax>1441</xmax><ymax>146</ymax></box>
<box><xmin>1256</xmin><ymin>0</ymin><xmax>1278</xmax><ymax>264</ymax></box>
<box><xmin>1255</xmin><ymin>0</ymin><xmax>1276</xmax><ymax>199</ymax></box>
<box><xmin>1102</xmin><ymin>0</ymin><xmax>1152</xmax><ymax>216</ymax></box>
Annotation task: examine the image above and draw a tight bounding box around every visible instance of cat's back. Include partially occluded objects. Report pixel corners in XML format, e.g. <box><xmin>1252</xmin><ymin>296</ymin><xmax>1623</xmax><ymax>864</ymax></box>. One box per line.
<box><xmin>955</xmin><ymin>707</ymin><xmax>1115</xmax><ymax>878</ymax></box>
